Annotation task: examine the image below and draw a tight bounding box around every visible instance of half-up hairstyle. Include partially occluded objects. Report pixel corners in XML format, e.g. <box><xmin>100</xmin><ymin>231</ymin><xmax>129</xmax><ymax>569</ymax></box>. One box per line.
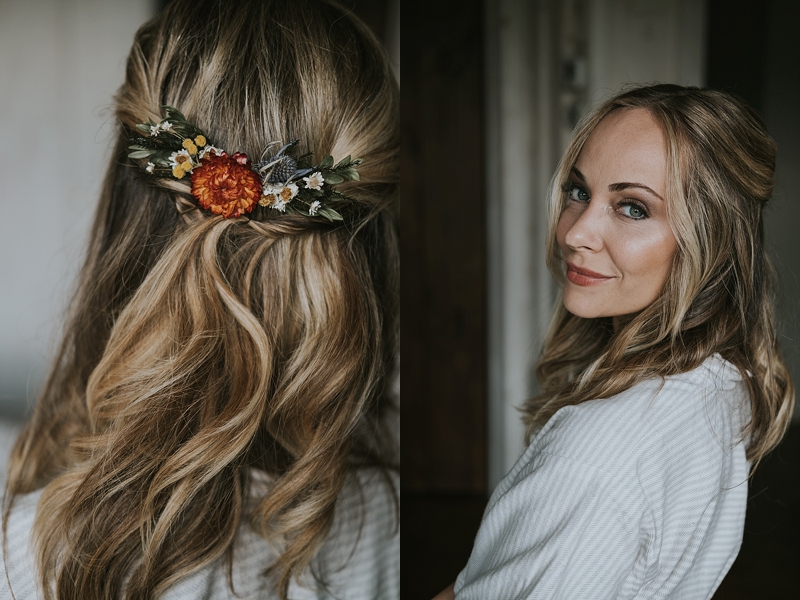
<box><xmin>523</xmin><ymin>84</ymin><xmax>793</xmax><ymax>469</ymax></box>
<box><xmin>3</xmin><ymin>1</ymin><xmax>398</xmax><ymax>598</ymax></box>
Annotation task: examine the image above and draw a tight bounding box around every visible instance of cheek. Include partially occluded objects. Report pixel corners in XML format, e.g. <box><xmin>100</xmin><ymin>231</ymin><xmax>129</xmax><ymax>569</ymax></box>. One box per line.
<box><xmin>618</xmin><ymin>227</ymin><xmax>677</xmax><ymax>287</ymax></box>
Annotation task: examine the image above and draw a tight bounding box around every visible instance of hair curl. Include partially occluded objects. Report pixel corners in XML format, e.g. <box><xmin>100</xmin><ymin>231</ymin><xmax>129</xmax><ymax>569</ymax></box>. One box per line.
<box><xmin>3</xmin><ymin>1</ymin><xmax>399</xmax><ymax>599</ymax></box>
<box><xmin>523</xmin><ymin>84</ymin><xmax>793</xmax><ymax>469</ymax></box>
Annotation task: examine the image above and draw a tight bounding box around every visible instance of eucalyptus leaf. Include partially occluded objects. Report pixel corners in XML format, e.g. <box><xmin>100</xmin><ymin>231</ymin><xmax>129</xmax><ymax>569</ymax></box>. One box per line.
<box><xmin>334</xmin><ymin>155</ymin><xmax>351</xmax><ymax>169</ymax></box>
<box><xmin>128</xmin><ymin>150</ymin><xmax>154</xmax><ymax>159</ymax></box>
<box><xmin>136</xmin><ymin>124</ymin><xmax>152</xmax><ymax>133</ymax></box>
<box><xmin>318</xmin><ymin>207</ymin><xmax>343</xmax><ymax>222</ymax></box>
<box><xmin>319</xmin><ymin>155</ymin><xmax>334</xmax><ymax>169</ymax></box>
<box><xmin>343</xmin><ymin>168</ymin><xmax>360</xmax><ymax>181</ymax></box>
<box><xmin>323</xmin><ymin>173</ymin><xmax>344</xmax><ymax>185</ymax></box>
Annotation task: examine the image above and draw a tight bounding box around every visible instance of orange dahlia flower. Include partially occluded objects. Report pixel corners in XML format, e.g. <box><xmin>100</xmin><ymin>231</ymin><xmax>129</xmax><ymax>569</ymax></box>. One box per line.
<box><xmin>191</xmin><ymin>152</ymin><xmax>262</xmax><ymax>218</ymax></box>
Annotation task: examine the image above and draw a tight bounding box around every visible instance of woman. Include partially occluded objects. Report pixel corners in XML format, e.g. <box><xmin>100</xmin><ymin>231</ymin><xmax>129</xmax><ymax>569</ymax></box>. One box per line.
<box><xmin>2</xmin><ymin>1</ymin><xmax>398</xmax><ymax>599</ymax></box>
<box><xmin>436</xmin><ymin>84</ymin><xmax>793</xmax><ymax>599</ymax></box>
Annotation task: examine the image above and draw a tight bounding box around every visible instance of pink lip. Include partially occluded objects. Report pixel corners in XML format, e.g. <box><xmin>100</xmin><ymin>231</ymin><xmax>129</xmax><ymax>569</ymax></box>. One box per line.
<box><xmin>565</xmin><ymin>262</ymin><xmax>613</xmax><ymax>286</ymax></box>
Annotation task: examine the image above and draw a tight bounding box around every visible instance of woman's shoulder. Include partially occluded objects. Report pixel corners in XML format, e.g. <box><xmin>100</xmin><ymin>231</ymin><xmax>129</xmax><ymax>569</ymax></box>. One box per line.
<box><xmin>460</xmin><ymin>357</ymin><xmax>750</xmax><ymax>600</ymax></box>
<box><xmin>527</xmin><ymin>354</ymin><xmax>748</xmax><ymax>476</ymax></box>
<box><xmin>313</xmin><ymin>468</ymin><xmax>399</xmax><ymax>594</ymax></box>
<box><xmin>188</xmin><ymin>467</ymin><xmax>399</xmax><ymax>600</ymax></box>
<box><xmin>1</xmin><ymin>489</ymin><xmax>44</xmax><ymax>599</ymax></box>
<box><xmin>1</xmin><ymin>470</ymin><xmax>398</xmax><ymax>600</ymax></box>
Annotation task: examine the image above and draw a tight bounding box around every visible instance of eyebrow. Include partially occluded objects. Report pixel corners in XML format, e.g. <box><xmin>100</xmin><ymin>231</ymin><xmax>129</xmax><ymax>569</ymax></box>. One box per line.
<box><xmin>571</xmin><ymin>167</ymin><xmax>586</xmax><ymax>182</ymax></box>
<box><xmin>571</xmin><ymin>167</ymin><xmax>664</xmax><ymax>201</ymax></box>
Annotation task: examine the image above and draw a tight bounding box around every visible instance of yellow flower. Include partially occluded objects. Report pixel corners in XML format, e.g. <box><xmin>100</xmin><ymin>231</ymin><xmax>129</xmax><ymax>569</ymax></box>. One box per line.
<box><xmin>194</xmin><ymin>135</ymin><xmax>206</xmax><ymax>147</ymax></box>
<box><xmin>172</xmin><ymin>165</ymin><xmax>185</xmax><ymax>179</ymax></box>
<box><xmin>182</xmin><ymin>139</ymin><xmax>198</xmax><ymax>155</ymax></box>
<box><xmin>180</xmin><ymin>160</ymin><xmax>194</xmax><ymax>173</ymax></box>
<box><xmin>259</xmin><ymin>194</ymin><xmax>277</xmax><ymax>207</ymax></box>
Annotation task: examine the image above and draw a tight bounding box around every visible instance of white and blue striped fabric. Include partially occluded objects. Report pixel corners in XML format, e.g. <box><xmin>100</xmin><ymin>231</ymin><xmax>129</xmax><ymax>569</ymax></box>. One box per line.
<box><xmin>455</xmin><ymin>354</ymin><xmax>749</xmax><ymax>600</ymax></box>
<box><xmin>1</xmin><ymin>469</ymin><xmax>398</xmax><ymax>599</ymax></box>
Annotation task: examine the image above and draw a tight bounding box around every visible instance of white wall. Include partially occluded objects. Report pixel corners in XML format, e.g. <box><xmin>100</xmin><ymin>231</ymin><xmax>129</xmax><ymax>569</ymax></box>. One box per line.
<box><xmin>0</xmin><ymin>0</ymin><xmax>154</xmax><ymax>420</ymax></box>
<box><xmin>586</xmin><ymin>0</ymin><xmax>705</xmax><ymax>103</ymax></box>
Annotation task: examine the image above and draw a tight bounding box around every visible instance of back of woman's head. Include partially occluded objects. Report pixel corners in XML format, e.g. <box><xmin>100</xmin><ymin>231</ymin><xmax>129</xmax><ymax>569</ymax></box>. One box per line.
<box><xmin>4</xmin><ymin>1</ymin><xmax>398</xmax><ymax>598</ymax></box>
<box><xmin>526</xmin><ymin>84</ymin><xmax>793</xmax><ymax>466</ymax></box>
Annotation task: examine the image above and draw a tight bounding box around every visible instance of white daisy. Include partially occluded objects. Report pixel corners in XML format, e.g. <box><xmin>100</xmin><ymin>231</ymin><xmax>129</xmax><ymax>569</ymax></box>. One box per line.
<box><xmin>262</xmin><ymin>182</ymin><xmax>299</xmax><ymax>204</ymax></box>
<box><xmin>308</xmin><ymin>200</ymin><xmax>321</xmax><ymax>216</ymax></box>
<box><xmin>199</xmin><ymin>145</ymin><xmax>224</xmax><ymax>159</ymax></box>
<box><xmin>303</xmin><ymin>171</ymin><xmax>324</xmax><ymax>190</ymax></box>
<box><xmin>159</xmin><ymin>121</ymin><xmax>174</xmax><ymax>132</ymax></box>
<box><xmin>149</xmin><ymin>124</ymin><xmax>160</xmax><ymax>136</ymax></box>
<box><xmin>263</xmin><ymin>183</ymin><xmax>283</xmax><ymax>196</ymax></box>
<box><xmin>145</xmin><ymin>162</ymin><xmax>155</xmax><ymax>174</ymax></box>
<box><xmin>168</xmin><ymin>149</ymin><xmax>193</xmax><ymax>168</ymax></box>
<box><xmin>272</xmin><ymin>198</ymin><xmax>287</xmax><ymax>212</ymax></box>
<box><xmin>259</xmin><ymin>193</ymin><xmax>277</xmax><ymax>207</ymax></box>
<box><xmin>280</xmin><ymin>182</ymin><xmax>299</xmax><ymax>202</ymax></box>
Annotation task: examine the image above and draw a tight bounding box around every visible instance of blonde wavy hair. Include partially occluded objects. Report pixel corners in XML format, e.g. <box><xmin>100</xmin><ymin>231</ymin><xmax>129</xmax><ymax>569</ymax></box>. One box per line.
<box><xmin>3</xmin><ymin>1</ymin><xmax>398</xmax><ymax>598</ymax></box>
<box><xmin>524</xmin><ymin>84</ymin><xmax>793</xmax><ymax>467</ymax></box>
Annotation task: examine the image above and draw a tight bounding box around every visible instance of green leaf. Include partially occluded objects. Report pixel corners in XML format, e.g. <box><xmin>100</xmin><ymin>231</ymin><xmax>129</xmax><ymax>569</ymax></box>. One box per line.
<box><xmin>322</xmin><ymin>173</ymin><xmax>344</xmax><ymax>185</ymax></box>
<box><xmin>319</xmin><ymin>155</ymin><xmax>334</xmax><ymax>169</ymax></box>
<box><xmin>318</xmin><ymin>207</ymin><xmax>343</xmax><ymax>222</ymax></box>
<box><xmin>136</xmin><ymin>123</ymin><xmax>152</xmax><ymax>133</ymax></box>
<box><xmin>164</xmin><ymin>106</ymin><xmax>187</xmax><ymax>121</ymax></box>
<box><xmin>128</xmin><ymin>150</ymin><xmax>154</xmax><ymax>159</ymax></box>
<box><xmin>334</xmin><ymin>155</ymin><xmax>351</xmax><ymax>169</ymax></box>
<box><xmin>342</xmin><ymin>168</ymin><xmax>360</xmax><ymax>181</ymax></box>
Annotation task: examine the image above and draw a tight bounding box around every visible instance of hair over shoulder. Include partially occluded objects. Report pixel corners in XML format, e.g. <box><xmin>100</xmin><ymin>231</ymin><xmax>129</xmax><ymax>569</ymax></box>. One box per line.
<box><xmin>3</xmin><ymin>1</ymin><xmax>398</xmax><ymax>599</ymax></box>
<box><xmin>524</xmin><ymin>84</ymin><xmax>794</xmax><ymax>468</ymax></box>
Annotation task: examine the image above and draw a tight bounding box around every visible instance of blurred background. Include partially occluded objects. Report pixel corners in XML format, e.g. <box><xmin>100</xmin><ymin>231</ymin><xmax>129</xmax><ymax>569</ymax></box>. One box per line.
<box><xmin>403</xmin><ymin>0</ymin><xmax>800</xmax><ymax>598</ymax></box>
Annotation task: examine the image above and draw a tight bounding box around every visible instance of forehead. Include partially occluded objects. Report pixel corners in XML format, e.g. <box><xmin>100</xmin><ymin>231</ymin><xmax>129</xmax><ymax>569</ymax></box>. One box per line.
<box><xmin>575</xmin><ymin>108</ymin><xmax>667</xmax><ymax>192</ymax></box>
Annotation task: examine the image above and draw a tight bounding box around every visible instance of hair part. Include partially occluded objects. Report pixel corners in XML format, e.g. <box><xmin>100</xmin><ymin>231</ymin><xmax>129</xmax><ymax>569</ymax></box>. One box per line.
<box><xmin>3</xmin><ymin>1</ymin><xmax>399</xmax><ymax>599</ymax></box>
<box><xmin>524</xmin><ymin>84</ymin><xmax>794</xmax><ymax>469</ymax></box>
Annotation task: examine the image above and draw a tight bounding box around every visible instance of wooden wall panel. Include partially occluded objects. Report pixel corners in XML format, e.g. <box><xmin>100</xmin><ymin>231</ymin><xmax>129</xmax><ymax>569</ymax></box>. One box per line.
<box><xmin>401</xmin><ymin>0</ymin><xmax>488</xmax><ymax>493</ymax></box>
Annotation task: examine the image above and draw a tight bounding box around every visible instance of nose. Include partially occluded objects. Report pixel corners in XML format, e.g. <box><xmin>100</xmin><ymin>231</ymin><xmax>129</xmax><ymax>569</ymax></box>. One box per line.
<box><xmin>562</xmin><ymin>200</ymin><xmax>605</xmax><ymax>252</ymax></box>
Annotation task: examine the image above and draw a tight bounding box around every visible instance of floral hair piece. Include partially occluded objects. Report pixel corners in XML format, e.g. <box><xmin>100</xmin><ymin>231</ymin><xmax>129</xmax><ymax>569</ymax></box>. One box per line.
<box><xmin>127</xmin><ymin>107</ymin><xmax>362</xmax><ymax>221</ymax></box>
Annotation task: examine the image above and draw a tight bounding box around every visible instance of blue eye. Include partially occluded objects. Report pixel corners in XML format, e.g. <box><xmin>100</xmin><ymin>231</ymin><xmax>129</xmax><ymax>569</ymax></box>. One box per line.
<box><xmin>563</xmin><ymin>183</ymin><xmax>589</xmax><ymax>202</ymax></box>
<box><xmin>620</xmin><ymin>202</ymin><xmax>648</xmax><ymax>219</ymax></box>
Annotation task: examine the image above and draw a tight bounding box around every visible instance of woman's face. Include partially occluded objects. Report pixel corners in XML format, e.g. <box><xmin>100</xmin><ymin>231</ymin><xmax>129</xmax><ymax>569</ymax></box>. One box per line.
<box><xmin>556</xmin><ymin>108</ymin><xmax>677</xmax><ymax>324</ymax></box>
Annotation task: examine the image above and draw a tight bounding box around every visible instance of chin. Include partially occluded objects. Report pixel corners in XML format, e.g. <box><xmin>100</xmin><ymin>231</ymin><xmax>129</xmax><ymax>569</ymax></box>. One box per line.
<box><xmin>562</xmin><ymin>287</ymin><xmax>654</xmax><ymax>322</ymax></box>
<box><xmin>564</xmin><ymin>305</ymin><xmax>606</xmax><ymax>320</ymax></box>
<box><xmin>562</xmin><ymin>289</ymin><xmax>607</xmax><ymax>320</ymax></box>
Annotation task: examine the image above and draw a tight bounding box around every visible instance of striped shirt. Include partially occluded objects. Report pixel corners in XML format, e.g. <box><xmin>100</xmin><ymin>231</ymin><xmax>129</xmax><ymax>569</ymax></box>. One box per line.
<box><xmin>455</xmin><ymin>354</ymin><xmax>749</xmax><ymax>600</ymax></box>
<box><xmin>1</xmin><ymin>469</ymin><xmax>398</xmax><ymax>599</ymax></box>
